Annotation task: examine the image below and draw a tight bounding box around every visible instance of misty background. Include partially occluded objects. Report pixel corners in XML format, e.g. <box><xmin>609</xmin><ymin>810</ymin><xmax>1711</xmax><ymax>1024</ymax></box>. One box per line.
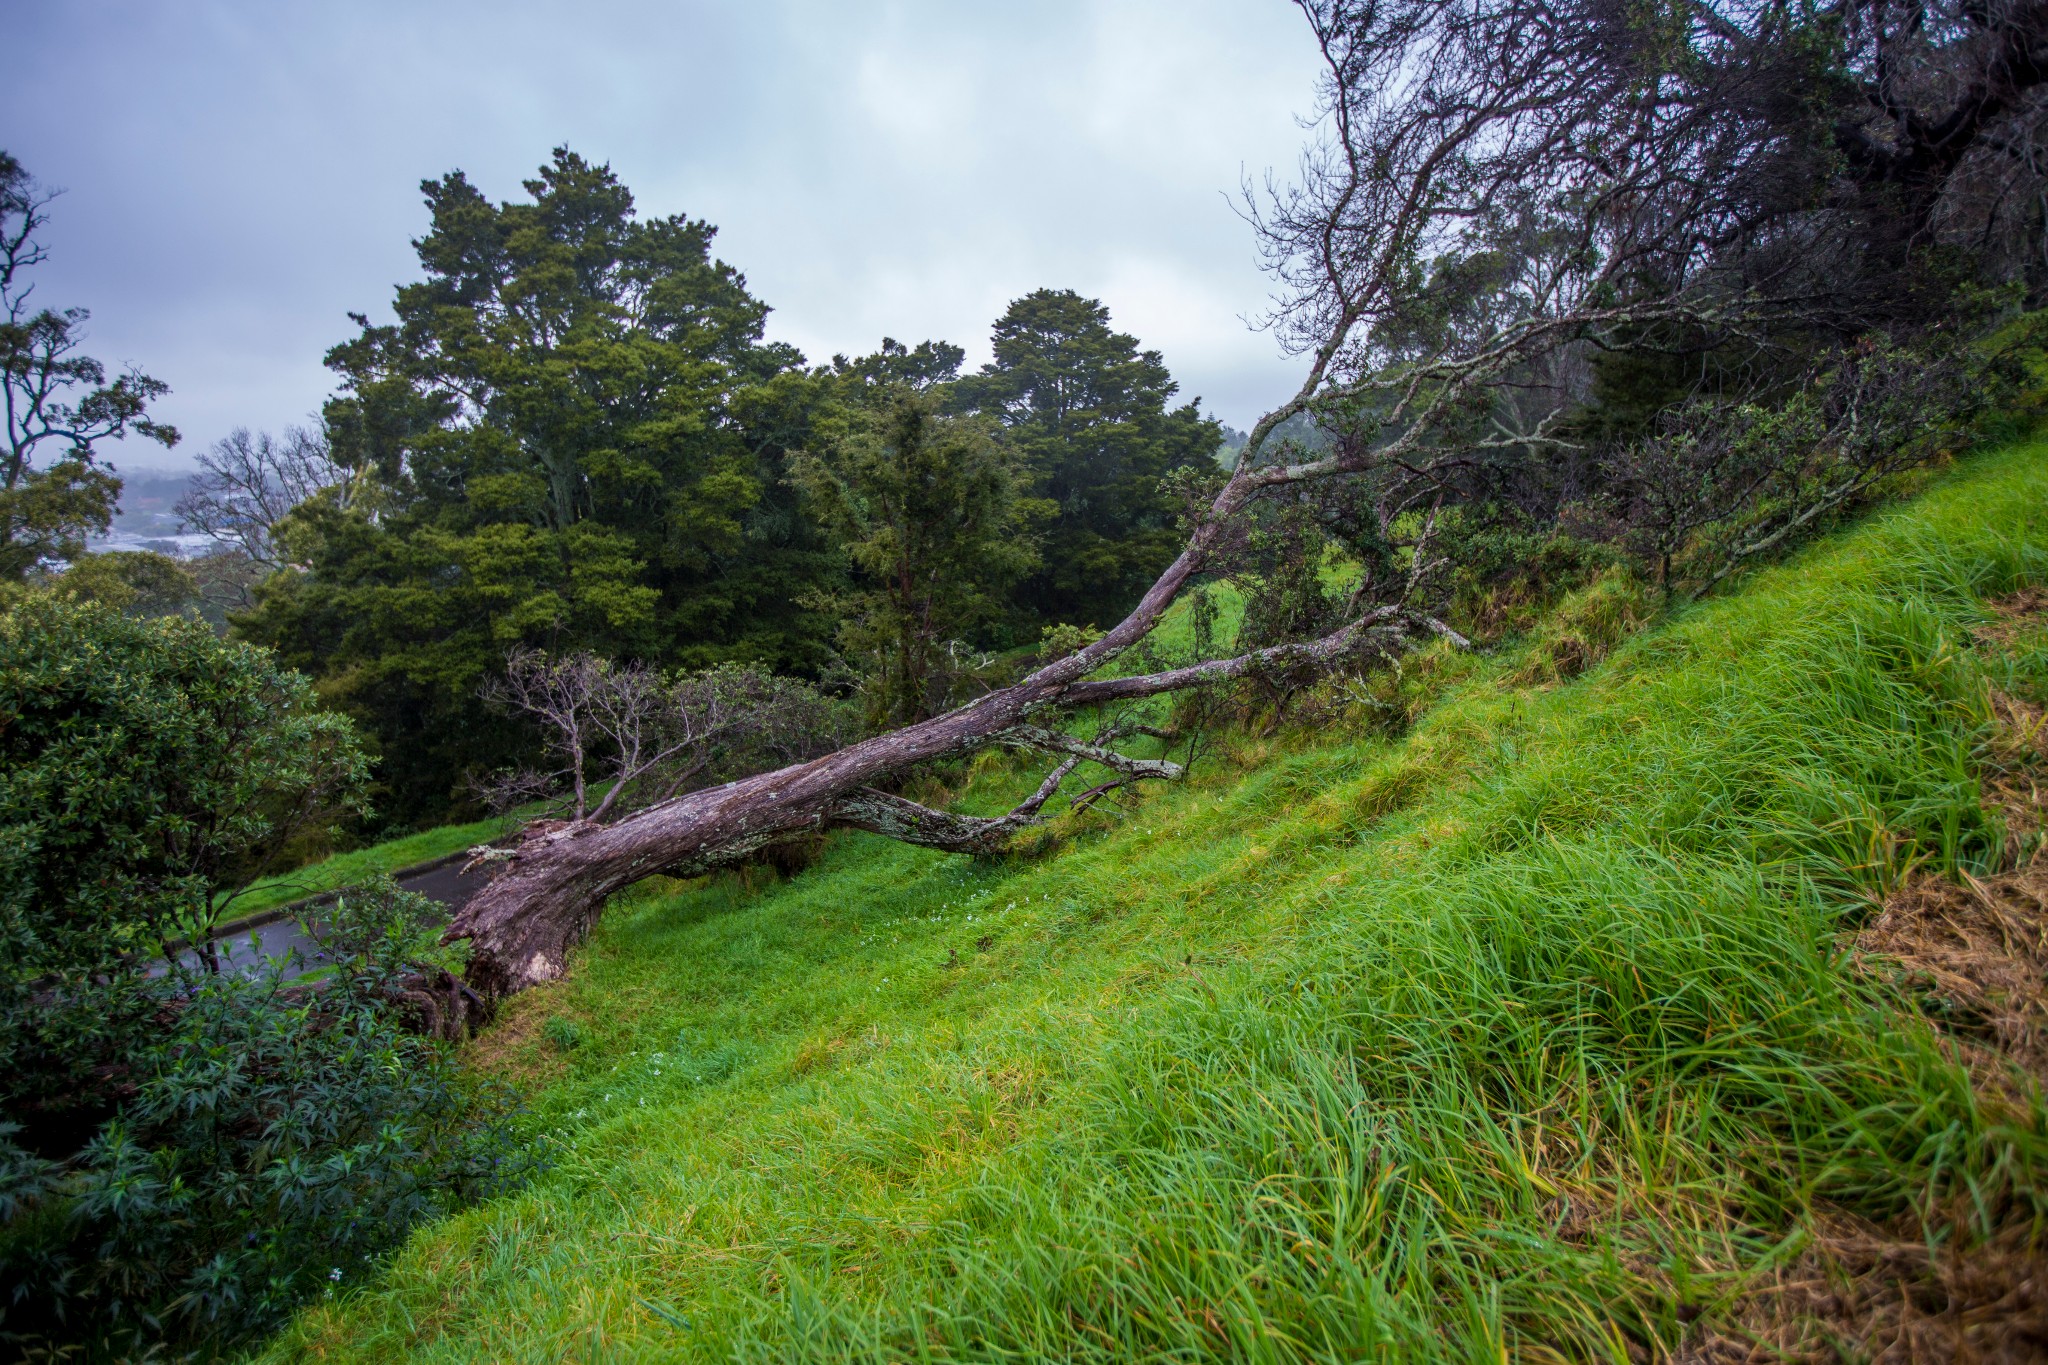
<box><xmin>2</xmin><ymin>0</ymin><xmax>1321</xmax><ymax>517</ymax></box>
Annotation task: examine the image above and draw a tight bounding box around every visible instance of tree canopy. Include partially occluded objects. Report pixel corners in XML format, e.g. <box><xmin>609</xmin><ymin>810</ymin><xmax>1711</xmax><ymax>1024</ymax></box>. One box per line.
<box><xmin>794</xmin><ymin>386</ymin><xmax>1041</xmax><ymax>726</ymax></box>
<box><xmin>242</xmin><ymin>149</ymin><xmax>840</xmax><ymax>820</ymax></box>
<box><xmin>229</xmin><ymin>151</ymin><xmax>1224</xmax><ymax>823</ymax></box>
<box><xmin>958</xmin><ymin>289</ymin><xmax>1220</xmax><ymax>632</ymax></box>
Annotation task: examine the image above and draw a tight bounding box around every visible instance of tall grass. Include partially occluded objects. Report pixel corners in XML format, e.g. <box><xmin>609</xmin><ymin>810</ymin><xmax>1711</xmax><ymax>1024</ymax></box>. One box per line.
<box><xmin>271</xmin><ymin>443</ymin><xmax>2048</xmax><ymax>1363</ymax></box>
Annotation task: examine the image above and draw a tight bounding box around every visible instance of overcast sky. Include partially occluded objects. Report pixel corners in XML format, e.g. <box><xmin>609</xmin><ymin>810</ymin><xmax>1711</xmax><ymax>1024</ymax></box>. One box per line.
<box><xmin>4</xmin><ymin>1</ymin><xmax>1324</xmax><ymax>474</ymax></box>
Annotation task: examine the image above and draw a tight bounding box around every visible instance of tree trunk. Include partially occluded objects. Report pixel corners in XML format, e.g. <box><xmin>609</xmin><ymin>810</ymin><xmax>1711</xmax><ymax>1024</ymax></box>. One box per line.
<box><xmin>449</xmin><ymin>534</ymin><xmax>1218</xmax><ymax>995</ymax></box>
<box><xmin>447</xmin><ymin>393</ymin><xmax>1434</xmax><ymax>998</ymax></box>
<box><xmin>449</xmin><ymin>698</ymin><xmax>1017</xmax><ymax>995</ymax></box>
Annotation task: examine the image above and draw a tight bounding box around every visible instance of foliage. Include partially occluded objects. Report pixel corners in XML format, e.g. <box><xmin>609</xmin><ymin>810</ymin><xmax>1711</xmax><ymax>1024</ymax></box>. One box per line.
<box><xmin>1594</xmin><ymin>332</ymin><xmax>1990</xmax><ymax>592</ymax></box>
<box><xmin>826</xmin><ymin>335</ymin><xmax>966</xmax><ymax>394</ymax></box>
<box><xmin>237</xmin><ymin>148</ymin><xmax>840</xmax><ymax>823</ymax></box>
<box><xmin>0</xmin><ymin>595</ymin><xmax>378</xmax><ymax>1274</ymax></box>
<box><xmin>185</xmin><ymin>545</ymin><xmax>274</xmax><ymax>628</ymax></box>
<box><xmin>1</xmin><ymin>544</ymin><xmax>278</xmax><ymax>632</ymax></box>
<box><xmin>1226</xmin><ymin>489</ymin><xmax>1372</xmax><ymax>655</ymax></box>
<box><xmin>1225</xmin><ymin>0</ymin><xmax>2048</xmax><ymax>666</ymax></box>
<box><xmin>0</xmin><ymin>151</ymin><xmax>178</xmax><ymax>577</ymax></box>
<box><xmin>792</xmin><ymin>387</ymin><xmax>1042</xmax><ymax>726</ymax></box>
<box><xmin>1035</xmin><ymin>621</ymin><xmax>1105</xmax><ymax>664</ymax></box>
<box><xmin>479</xmin><ymin>648</ymin><xmax>851</xmax><ymax>821</ymax></box>
<box><xmin>230</xmin><ymin>170</ymin><xmax>1225</xmax><ymax>827</ymax></box>
<box><xmin>29</xmin><ymin>548</ymin><xmax>199</xmax><ymax>616</ymax></box>
<box><xmin>955</xmin><ymin>289</ymin><xmax>1221</xmax><ymax>634</ymax></box>
<box><xmin>0</xmin><ymin>882</ymin><xmax>532</xmax><ymax>1356</ymax></box>
<box><xmin>273</xmin><ymin>442</ymin><xmax>2048</xmax><ymax>1363</ymax></box>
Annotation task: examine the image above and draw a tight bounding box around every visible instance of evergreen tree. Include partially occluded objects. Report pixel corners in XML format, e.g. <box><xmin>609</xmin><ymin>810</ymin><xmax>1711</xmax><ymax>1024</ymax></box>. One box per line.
<box><xmin>792</xmin><ymin>382</ymin><xmax>1039</xmax><ymax>727</ymax></box>
<box><xmin>829</xmin><ymin>336</ymin><xmax>966</xmax><ymax>394</ymax></box>
<box><xmin>239</xmin><ymin>150</ymin><xmax>837</xmax><ymax>822</ymax></box>
<box><xmin>957</xmin><ymin>289</ymin><xmax>1220</xmax><ymax>633</ymax></box>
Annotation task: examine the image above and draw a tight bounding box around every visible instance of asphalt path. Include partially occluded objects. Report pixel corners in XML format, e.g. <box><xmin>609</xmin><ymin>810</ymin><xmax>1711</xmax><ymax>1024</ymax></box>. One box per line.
<box><xmin>163</xmin><ymin>856</ymin><xmax>497</xmax><ymax>981</ymax></box>
<box><xmin>396</xmin><ymin>857</ymin><xmax>495</xmax><ymax>910</ymax></box>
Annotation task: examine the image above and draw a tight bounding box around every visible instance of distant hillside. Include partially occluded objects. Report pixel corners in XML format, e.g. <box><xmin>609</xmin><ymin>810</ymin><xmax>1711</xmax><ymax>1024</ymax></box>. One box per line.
<box><xmin>92</xmin><ymin>467</ymin><xmax>205</xmax><ymax>556</ymax></box>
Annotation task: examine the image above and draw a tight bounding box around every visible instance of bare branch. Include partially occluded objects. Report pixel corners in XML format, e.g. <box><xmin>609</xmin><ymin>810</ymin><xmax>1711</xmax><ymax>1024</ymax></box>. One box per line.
<box><xmin>826</xmin><ymin>757</ymin><xmax>1083</xmax><ymax>854</ymax></box>
<box><xmin>994</xmin><ymin>724</ymin><xmax>1185</xmax><ymax>784</ymax></box>
<box><xmin>176</xmin><ymin>425</ymin><xmax>344</xmax><ymax>577</ymax></box>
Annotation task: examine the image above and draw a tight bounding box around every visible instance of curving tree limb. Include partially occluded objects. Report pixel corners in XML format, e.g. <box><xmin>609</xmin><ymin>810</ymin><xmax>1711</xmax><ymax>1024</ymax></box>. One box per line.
<box><xmin>448</xmin><ymin>0</ymin><xmax>2048</xmax><ymax>998</ymax></box>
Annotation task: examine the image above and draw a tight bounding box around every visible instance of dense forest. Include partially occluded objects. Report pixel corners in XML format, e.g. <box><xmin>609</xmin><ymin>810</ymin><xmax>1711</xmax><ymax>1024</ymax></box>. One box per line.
<box><xmin>8</xmin><ymin>0</ymin><xmax>2048</xmax><ymax>1356</ymax></box>
<box><xmin>197</xmin><ymin>154</ymin><xmax>1219</xmax><ymax>823</ymax></box>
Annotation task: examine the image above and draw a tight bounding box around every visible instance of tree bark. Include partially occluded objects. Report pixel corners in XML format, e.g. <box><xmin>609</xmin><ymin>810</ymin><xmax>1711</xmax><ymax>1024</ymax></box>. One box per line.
<box><xmin>451</xmin><ymin>674</ymin><xmax>1088</xmax><ymax>995</ymax></box>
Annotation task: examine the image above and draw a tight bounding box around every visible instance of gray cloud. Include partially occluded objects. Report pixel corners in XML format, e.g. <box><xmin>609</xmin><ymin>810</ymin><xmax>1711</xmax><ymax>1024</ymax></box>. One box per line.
<box><xmin>4</xmin><ymin>1</ymin><xmax>1321</xmax><ymax>471</ymax></box>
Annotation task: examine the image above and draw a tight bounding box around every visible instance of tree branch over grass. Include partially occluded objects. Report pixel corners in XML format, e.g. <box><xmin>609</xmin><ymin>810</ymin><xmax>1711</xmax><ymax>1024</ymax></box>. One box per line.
<box><xmin>448</xmin><ymin>0</ymin><xmax>2048</xmax><ymax>996</ymax></box>
<box><xmin>446</xmin><ymin>442</ymin><xmax>1462</xmax><ymax>996</ymax></box>
<box><xmin>828</xmin><ymin>757</ymin><xmax>1084</xmax><ymax>856</ymax></box>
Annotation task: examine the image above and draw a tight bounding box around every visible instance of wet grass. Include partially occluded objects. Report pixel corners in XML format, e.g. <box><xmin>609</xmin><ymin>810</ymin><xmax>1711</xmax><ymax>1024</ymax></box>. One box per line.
<box><xmin>270</xmin><ymin>442</ymin><xmax>2048</xmax><ymax>1362</ymax></box>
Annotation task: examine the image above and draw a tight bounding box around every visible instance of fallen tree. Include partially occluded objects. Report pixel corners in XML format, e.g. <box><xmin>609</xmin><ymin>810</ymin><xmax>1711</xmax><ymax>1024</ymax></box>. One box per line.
<box><xmin>448</xmin><ymin>0</ymin><xmax>2048</xmax><ymax>997</ymax></box>
<box><xmin>448</xmin><ymin>433</ymin><xmax>1470</xmax><ymax>995</ymax></box>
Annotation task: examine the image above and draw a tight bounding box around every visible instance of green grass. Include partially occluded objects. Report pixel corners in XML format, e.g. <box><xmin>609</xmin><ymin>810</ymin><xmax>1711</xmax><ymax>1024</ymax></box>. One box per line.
<box><xmin>271</xmin><ymin>443</ymin><xmax>2048</xmax><ymax>1363</ymax></box>
<box><xmin>219</xmin><ymin>814</ymin><xmax>517</xmax><ymax>922</ymax></box>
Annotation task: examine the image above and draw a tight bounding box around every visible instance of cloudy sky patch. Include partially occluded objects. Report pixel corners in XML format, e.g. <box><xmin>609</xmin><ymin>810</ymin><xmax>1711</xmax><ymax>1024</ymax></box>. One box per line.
<box><xmin>4</xmin><ymin>1</ymin><xmax>1322</xmax><ymax>470</ymax></box>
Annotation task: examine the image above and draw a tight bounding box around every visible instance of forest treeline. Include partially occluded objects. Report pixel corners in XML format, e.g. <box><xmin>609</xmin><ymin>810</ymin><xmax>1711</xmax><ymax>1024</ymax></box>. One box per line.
<box><xmin>188</xmin><ymin>152</ymin><xmax>1217</xmax><ymax>823</ymax></box>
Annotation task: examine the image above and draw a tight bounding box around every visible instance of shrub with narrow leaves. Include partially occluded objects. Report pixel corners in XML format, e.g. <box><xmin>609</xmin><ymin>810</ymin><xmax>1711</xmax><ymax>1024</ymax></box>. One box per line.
<box><xmin>0</xmin><ymin>882</ymin><xmax>534</xmax><ymax>1354</ymax></box>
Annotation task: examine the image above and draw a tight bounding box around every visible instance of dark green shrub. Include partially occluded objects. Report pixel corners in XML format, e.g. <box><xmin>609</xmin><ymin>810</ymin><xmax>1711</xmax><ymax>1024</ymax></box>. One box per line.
<box><xmin>0</xmin><ymin>882</ymin><xmax>533</xmax><ymax>1355</ymax></box>
<box><xmin>0</xmin><ymin>599</ymin><xmax>532</xmax><ymax>1355</ymax></box>
<box><xmin>1</xmin><ymin>595</ymin><xmax>370</xmax><ymax>1146</ymax></box>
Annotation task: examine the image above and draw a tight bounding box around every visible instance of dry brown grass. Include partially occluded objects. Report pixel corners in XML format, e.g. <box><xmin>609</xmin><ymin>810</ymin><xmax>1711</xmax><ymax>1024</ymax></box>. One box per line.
<box><xmin>1684</xmin><ymin>1213</ymin><xmax>2048</xmax><ymax>1364</ymax></box>
<box><xmin>1973</xmin><ymin>589</ymin><xmax>2048</xmax><ymax>650</ymax></box>
<box><xmin>1682</xmin><ymin>856</ymin><xmax>2048</xmax><ymax>1363</ymax></box>
<box><xmin>1977</xmin><ymin>590</ymin><xmax>2048</xmax><ymax>863</ymax></box>
<box><xmin>1680</xmin><ymin>590</ymin><xmax>2048</xmax><ymax>1364</ymax></box>
<box><xmin>1856</xmin><ymin>864</ymin><xmax>2048</xmax><ymax>1076</ymax></box>
<box><xmin>460</xmin><ymin>988</ymin><xmax>576</xmax><ymax>1088</ymax></box>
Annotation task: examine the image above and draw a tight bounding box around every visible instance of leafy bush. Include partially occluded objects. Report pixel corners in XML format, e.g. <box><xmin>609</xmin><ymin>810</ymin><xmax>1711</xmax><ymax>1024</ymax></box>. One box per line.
<box><xmin>0</xmin><ymin>596</ymin><xmax>369</xmax><ymax>1133</ymax></box>
<box><xmin>0</xmin><ymin>596</ymin><xmax>366</xmax><ymax>967</ymax></box>
<box><xmin>0</xmin><ymin>599</ymin><xmax>530</xmax><ymax>1356</ymax></box>
<box><xmin>1594</xmin><ymin>332</ymin><xmax>1990</xmax><ymax>594</ymax></box>
<box><xmin>14</xmin><ymin>548</ymin><xmax>201</xmax><ymax>617</ymax></box>
<box><xmin>0</xmin><ymin>882</ymin><xmax>533</xmax><ymax>1355</ymax></box>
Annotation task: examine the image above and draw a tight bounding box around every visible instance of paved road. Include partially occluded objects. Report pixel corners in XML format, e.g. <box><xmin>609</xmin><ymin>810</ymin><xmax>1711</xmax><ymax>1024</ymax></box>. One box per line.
<box><xmin>395</xmin><ymin>857</ymin><xmax>496</xmax><ymax>911</ymax></box>
<box><xmin>165</xmin><ymin>857</ymin><xmax>498</xmax><ymax>980</ymax></box>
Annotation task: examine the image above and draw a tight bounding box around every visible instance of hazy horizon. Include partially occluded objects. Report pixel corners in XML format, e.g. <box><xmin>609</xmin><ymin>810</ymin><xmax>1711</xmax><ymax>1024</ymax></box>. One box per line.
<box><xmin>4</xmin><ymin>2</ymin><xmax>1322</xmax><ymax>474</ymax></box>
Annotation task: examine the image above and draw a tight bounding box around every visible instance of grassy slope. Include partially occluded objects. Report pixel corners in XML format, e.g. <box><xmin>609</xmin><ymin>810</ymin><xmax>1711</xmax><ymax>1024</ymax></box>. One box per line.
<box><xmin>275</xmin><ymin>444</ymin><xmax>2048</xmax><ymax>1363</ymax></box>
